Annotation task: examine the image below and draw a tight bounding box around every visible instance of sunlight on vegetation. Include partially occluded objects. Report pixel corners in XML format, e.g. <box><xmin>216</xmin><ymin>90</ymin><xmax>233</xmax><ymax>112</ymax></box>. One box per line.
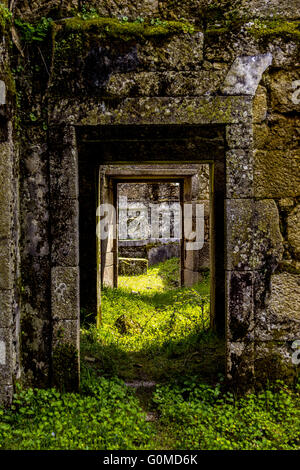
<box><xmin>0</xmin><ymin>258</ymin><xmax>299</xmax><ymax>450</ymax></box>
<box><xmin>81</xmin><ymin>258</ymin><xmax>217</xmax><ymax>381</ymax></box>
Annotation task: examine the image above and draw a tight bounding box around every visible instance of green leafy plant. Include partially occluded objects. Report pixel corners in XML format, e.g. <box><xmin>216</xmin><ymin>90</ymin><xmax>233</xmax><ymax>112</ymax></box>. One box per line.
<box><xmin>76</xmin><ymin>6</ymin><xmax>99</xmax><ymax>21</ymax></box>
<box><xmin>0</xmin><ymin>374</ymin><xmax>152</xmax><ymax>450</ymax></box>
<box><xmin>14</xmin><ymin>17</ymin><xmax>53</xmax><ymax>43</ymax></box>
<box><xmin>153</xmin><ymin>379</ymin><xmax>300</xmax><ymax>450</ymax></box>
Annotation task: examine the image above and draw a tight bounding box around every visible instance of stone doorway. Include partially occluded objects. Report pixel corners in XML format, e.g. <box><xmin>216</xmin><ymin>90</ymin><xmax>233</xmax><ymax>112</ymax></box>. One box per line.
<box><xmin>75</xmin><ymin>125</ymin><xmax>226</xmax><ymax>340</ymax></box>
<box><xmin>97</xmin><ymin>166</ymin><xmax>213</xmax><ymax>327</ymax></box>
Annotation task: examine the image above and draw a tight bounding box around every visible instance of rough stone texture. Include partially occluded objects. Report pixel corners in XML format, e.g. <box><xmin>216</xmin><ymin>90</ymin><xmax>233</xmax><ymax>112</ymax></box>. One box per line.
<box><xmin>51</xmin><ymin>267</ymin><xmax>80</xmax><ymax>321</ymax></box>
<box><xmin>106</xmin><ymin>69</ymin><xmax>227</xmax><ymax>98</ymax></box>
<box><xmin>241</xmin><ymin>0</ymin><xmax>300</xmax><ymax>19</ymax></box>
<box><xmin>267</xmin><ymin>40</ymin><xmax>300</xmax><ymax>68</ymax></box>
<box><xmin>74</xmin><ymin>0</ymin><xmax>159</xmax><ymax>20</ymax></box>
<box><xmin>226</xmin><ymin>149</ymin><xmax>253</xmax><ymax>198</ymax></box>
<box><xmin>0</xmin><ymin>1</ymin><xmax>299</xmax><ymax>401</ymax></box>
<box><xmin>0</xmin><ymin>384</ymin><xmax>13</xmax><ymax>407</ymax></box>
<box><xmin>221</xmin><ymin>54</ymin><xmax>272</xmax><ymax>96</ymax></box>
<box><xmin>51</xmin><ymin>199</ymin><xmax>79</xmax><ymax>267</ymax></box>
<box><xmin>0</xmin><ymin>328</ymin><xmax>13</xmax><ymax>384</ymax></box>
<box><xmin>253</xmin><ymin>115</ymin><xmax>300</xmax><ymax>150</ymax></box>
<box><xmin>52</xmin><ymin>319</ymin><xmax>80</xmax><ymax>350</ymax></box>
<box><xmin>226</xmin><ymin>199</ymin><xmax>283</xmax><ymax>271</ymax></box>
<box><xmin>19</xmin><ymin>126</ymin><xmax>51</xmax><ymax>388</ymax></box>
<box><xmin>226</xmin><ymin>123</ymin><xmax>253</xmax><ymax>149</ymax></box>
<box><xmin>148</xmin><ymin>243</ymin><xmax>181</xmax><ymax>267</ymax></box>
<box><xmin>255</xmin><ymin>272</ymin><xmax>300</xmax><ymax>341</ymax></box>
<box><xmin>226</xmin><ymin>271</ymin><xmax>254</xmax><ymax>342</ymax></box>
<box><xmin>14</xmin><ymin>0</ymin><xmax>78</xmax><ymax>21</ymax></box>
<box><xmin>254</xmin><ymin>342</ymin><xmax>298</xmax><ymax>388</ymax></box>
<box><xmin>254</xmin><ymin>150</ymin><xmax>299</xmax><ymax>198</ymax></box>
<box><xmin>0</xmin><ymin>239</ymin><xmax>13</xmax><ymax>290</ymax></box>
<box><xmin>118</xmin><ymin>257</ymin><xmax>148</xmax><ymax>276</ymax></box>
<box><xmin>139</xmin><ymin>33</ymin><xmax>204</xmax><ymax>71</ymax></box>
<box><xmin>0</xmin><ymin>142</ymin><xmax>13</xmax><ymax>239</ymax></box>
<box><xmin>287</xmin><ymin>205</ymin><xmax>300</xmax><ymax>261</ymax></box>
<box><xmin>14</xmin><ymin>0</ymin><xmax>300</xmax><ymax>22</ymax></box>
<box><xmin>49</xmin><ymin>126</ymin><xmax>79</xmax><ymax>200</ymax></box>
<box><xmin>252</xmin><ymin>85</ymin><xmax>268</xmax><ymax>123</ymax></box>
<box><xmin>0</xmin><ymin>290</ymin><xmax>13</xmax><ymax>329</ymax></box>
<box><xmin>0</xmin><ymin>81</ymin><xmax>6</xmax><ymax>105</ymax></box>
<box><xmin>49</xmin><ymin>96</ymin><xmax>253</xmax><ymax>126</ymax></box>
<box><xmin>268</xmin><ymin>70</ymin><xmax>300</xmax><ymax>113</ymax></box>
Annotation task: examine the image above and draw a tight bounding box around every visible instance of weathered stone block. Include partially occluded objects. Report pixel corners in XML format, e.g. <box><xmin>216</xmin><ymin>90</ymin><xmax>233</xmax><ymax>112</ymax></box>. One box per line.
<box><xmin>52</xmin><ymin>320</ymin><xmax>80</xmax><ymax>392</ymax></box>
<box><xmin>242</xmin><ymin>0</ymin><xmax>300</xmax><ymax>18</ymax></box>
<box><xmin>267</xmin><ymin>272</ymin><xmax>300</xmax><ymax>320</ymax></box>
<box><xmin>0</xmin><ymin>328</ymin><xmax>12</xmax><ymax>384</ymax></box>
<box><xmin>254</xmin><ymin>341</ymin><xmax>298</xmax><ymax>388</ymax></box>
<box><xmin>287</xmin><ymin>205</ymin><xmax>300</xmax><ymax>260</ymax></box>
<box><xmin>103</xmin><ymin>265</ymin><xmax>114</xmax><ymax>287</ymax></box>
<box><xmin>226</xmin><ymin>199</ymin><xmax>283</xmax><ymax>271</ymax></box>
<box><xmin>252</xmin><ymin>85</ymin><xmax>267</xmax><ymax>123</ymax></box>
<box><xmin>253</xmin><ymin>122</ymin><xmax>269</xmax><ymax>149</ymax></box>
<box><xmin>148</xmin><ymin>243</ymin><xmax>180</xmax><ymax>267</ymax></box>
<box><xmin>0</xmin><ymin>239</ymin><xmax>12</xmax><ymax>290</ymax></box>
<box><xmin>51</xmin><ymin>199</ymin><xmax>79</xmax><ymax>267</ymax></box>
<box><xmin>226</xmin><ymin>149</ymin><xmax>254</xmax><ymax>198</ymax></box>
<box><xmin>269</xmin><ymin>70</ymin><xmax>300</xmax><ymax>113</ymax></box>
<box><xmin>49</xmin><ymin>126</ymin><xmax>78</xmax><ymax>199</ymax></box>
<box><xmin>138</xmin><ymin>32</ymin><xmax>204</xmax><ymax>71</ymax></box>
<box><xmin>0</xmin><ymin>141</ymin><xmax>12</xmax><ymax>238</ymax></box>
<box><xmin>226</xmin><ymin>123</ymin><xmax>253</xmax><ymax>149</ymax></box>
<box><xmin>118</xmin><ymin>257</ymin><xmax>148</xmax><ymax>276</ymax></box>
<box><xmin>0</xmin><ymin>81</ymin><xmax>6</xmax><ymax>105</ymax></box>
<box><xmin>184</xmin><ymin>269</ymin><xmax>201</xmax><ymax>287</ymax></box>
<box><xmin>50</xmin><ymin>96</ymin><xmax>252</xmax><ymax>126</ymax></box>
<box><xmin>225</xmin><ymin>199</ymin><xmax>253</xmax><ymax>270</ymax></box>
<box><xmin>162</xmin><ymin>69</ymin><xmax>227</xmax><ymax>96</ymax></box>
<box><xmin>268</xmin><ymin>40</ymin><xmax>300</xmax><ymax>68</ymax></box>
<box><xmin>254</xmin><ymin>150</ymin><xmax>299</xmax><ymax>198</ymax></box>
<box><xmin>254</xmin><ymin>115</ymin><xmax>300</xmax><ymax>150</ymax></box>
<box><xmin>51</xmin><ymin>267</ymin><xmax>79</xmax><ymax>320</ymax></box>
<box><xmin>0</xmin><ymin>290</ymin><xmax>13</xmax><ymax>328</ymax></box>
<box><xmin>185</xmin><ymin>242</ymin><xmax>210</xmax><ymax>272</ymax></box>
<box><xmin>52</xmin><ymin>319</ymin><xmax>80</xmax><ymax>350</ymax></box>
<box><xmin>221</xmin><ymin>53</ymin><xmax>272</xmax><ymax>96</ymax></box>
<box><xmin>252</xmin><ymin>200</ymin><xmax>284</xmax><ymax>271</ymax></box>
<box><xmin>16</xmin><ymin>1</ymin><xmax>78</xmax><ymax>21</ymax></box>
<box><xmin>78</xmin><ymin>0</ymin><xmax>159</xmax><ymax>20</ymax></box>
<box><xmin>106</xmin><ymin>72</ymin><xmax>160</xmax><ymax>98</ymax></box>
<box><xmin>226</xmin><ymin>271</ymin><xmax>254</xmax><ymax>342</ymax></box>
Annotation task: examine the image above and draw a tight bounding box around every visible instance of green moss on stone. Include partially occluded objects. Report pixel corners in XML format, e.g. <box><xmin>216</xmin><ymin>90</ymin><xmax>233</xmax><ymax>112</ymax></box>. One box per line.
<box><xmin>52</xmin><ymin>16</ymin><xmax>196</xmax><ymax>67</ymax></box>
<box><xmin>57</xmin><ymin>17</ymin><xmax>195</xmax><ymax>40</ymax></box>
<box><xmin>249</xmin><ymin>20</ymin><xmax>300</xmax><ymax>41</ymax></box>
<box><xmin>0</xmin><ymin>4</ymin><xmax>12</xmax><ymax>34</ymax></box>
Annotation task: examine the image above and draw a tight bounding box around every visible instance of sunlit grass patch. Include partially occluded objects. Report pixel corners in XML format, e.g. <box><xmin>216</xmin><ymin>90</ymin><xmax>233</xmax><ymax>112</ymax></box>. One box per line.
<box><xmin>118</xmin><ymin>257</ymin><xmax>180</xmax><ymax>292</ymax></box>
<box><xmin>81</xmin><ymin>258</ymin><xmax>216</xmax><ymax>382</ymax></box>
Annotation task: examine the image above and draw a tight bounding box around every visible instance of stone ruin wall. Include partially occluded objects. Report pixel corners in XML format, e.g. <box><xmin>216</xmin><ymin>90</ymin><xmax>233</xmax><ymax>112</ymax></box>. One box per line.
<box><xmin>0</xmin><ymin>0</ymin><xmax>299</xmax><ymax>403</ymax></box>
<box><xmin>118</xmin><ymin>171</ymin><xmax>210</xmax><ymax>270</ymax></box>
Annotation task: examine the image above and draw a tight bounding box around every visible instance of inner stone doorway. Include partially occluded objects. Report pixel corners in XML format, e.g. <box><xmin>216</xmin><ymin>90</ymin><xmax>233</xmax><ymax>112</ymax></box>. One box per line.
<box><xmin>97</xmin><ymin>164</ymin><xmax>211</xmax><ymax>325</ymax></box>
<box><xmin>78</xmin><ymin>124</ymin><xmax>225</xmax><ymax>336</ymax></box>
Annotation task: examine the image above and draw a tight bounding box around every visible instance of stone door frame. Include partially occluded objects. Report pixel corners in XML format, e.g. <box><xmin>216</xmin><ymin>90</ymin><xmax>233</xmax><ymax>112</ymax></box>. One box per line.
<box><xmin>48</xmin><ymin>94</ymin><xmax>255</xmax><ymax>387</ymax></box>
<box><xmin>99</xmin><ymin>165</ymin><xmax>210</xmax><ymax>286</ymax></box>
